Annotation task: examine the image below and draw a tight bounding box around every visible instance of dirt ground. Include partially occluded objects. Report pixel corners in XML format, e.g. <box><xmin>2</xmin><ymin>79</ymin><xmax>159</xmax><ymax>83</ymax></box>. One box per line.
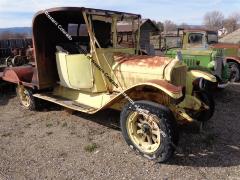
<box><xmin>0</xmin><ymin>84</ymin><xmax>239</xmax><ymax>180</ymax></box>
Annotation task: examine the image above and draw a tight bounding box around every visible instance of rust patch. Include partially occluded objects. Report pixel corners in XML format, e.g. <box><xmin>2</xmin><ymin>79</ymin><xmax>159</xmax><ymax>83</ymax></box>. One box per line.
<box><xmin>114</xmin><ymin>53</ymin><xmax>171</xmax><ymax>68</ymax></box>
<box><xmin>212</xmin><ymin>43</ymin><xmax>240</xmax><ymax>49</ymax></box>
<box><xmin>148</xmin><ymin>79</ymin><xmax>182</xmax><ymax>94</ymax></box>
<box><xmin>2</xmin><ymin>66</ymin><xmax>34</xmax><ymax>85</ymax></box>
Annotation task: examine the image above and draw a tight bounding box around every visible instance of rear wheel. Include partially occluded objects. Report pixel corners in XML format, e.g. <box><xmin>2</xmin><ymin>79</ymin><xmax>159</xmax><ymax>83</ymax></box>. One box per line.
<box><xmin>228</xmin><ymin>62</ymin><xmax>240</xmax><ymax>82</ymax></box>
<box><xmin>16</xmin><ymin>85</ymin><xmax>37</xmax><ymax>110</ymax></box>
<box><xmin>120</xmin><ymin>101</ymin><xmax>178</xmax><ymax>163</ymax></box>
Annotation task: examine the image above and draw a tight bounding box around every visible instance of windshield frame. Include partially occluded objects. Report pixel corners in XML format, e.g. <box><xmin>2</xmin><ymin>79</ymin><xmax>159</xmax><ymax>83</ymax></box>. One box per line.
<box><xmin>207</xmin><ymin>31</ymin><xmax>218</xmax><ymax>44</ymax></box>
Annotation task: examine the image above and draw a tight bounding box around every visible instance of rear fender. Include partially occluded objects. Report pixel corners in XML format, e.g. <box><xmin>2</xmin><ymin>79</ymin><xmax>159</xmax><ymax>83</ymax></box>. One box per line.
<box><xmin>2</xmin><ymin>66</ymin><xmax>35</xmax><ymax>88</ymax></box>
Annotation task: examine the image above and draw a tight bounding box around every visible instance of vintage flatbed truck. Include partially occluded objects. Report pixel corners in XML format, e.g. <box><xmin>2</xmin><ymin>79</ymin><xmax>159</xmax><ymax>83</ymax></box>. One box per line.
<box><xmin>2</xmin><ymin>7</ymin><xmax>216</xmax><ymax>162</ymax></box>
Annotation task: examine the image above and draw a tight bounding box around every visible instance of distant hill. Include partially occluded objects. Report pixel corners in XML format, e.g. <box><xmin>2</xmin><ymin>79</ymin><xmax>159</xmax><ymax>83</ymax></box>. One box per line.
<box><xmin>0</xmin><ymin>27</ymin><xmax>32</xmax><ymax>35</ymax></box>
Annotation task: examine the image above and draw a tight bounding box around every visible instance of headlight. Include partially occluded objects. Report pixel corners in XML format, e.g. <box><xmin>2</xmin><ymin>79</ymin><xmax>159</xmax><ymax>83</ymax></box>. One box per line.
<box><xmin>207</xmin><ymin>60</ymin><xmax>216</xmax><ymax>70</ymax></box>
<box><xmin>192</xmin><ymin>78</ymin><xmax>204</xmax><ymax>90</ymax></box>
<box><xmin>192</xmin><ymin>77</ymin><xmax>217</xmax><ymax>91</ymax></box>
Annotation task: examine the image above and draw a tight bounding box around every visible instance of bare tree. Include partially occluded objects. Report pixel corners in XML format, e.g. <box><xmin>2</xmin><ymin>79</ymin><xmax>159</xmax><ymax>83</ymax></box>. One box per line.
<box><xmin>163</xmin><ymin>20</ymin><xmax>177</xmax><ymax>33</ymax></box>
<box><xmin>230</xmin><ymin>12</ymin><xmax>240</xmax><ymax>24</ymax></box>
<box><xmin>203</xmin><ymin>11</ymin><xmax>224</xmax><ymax>31</ymax></box>
<box><xmin>223</xmin><ymin>12</ymin><xmax>240</xmax><ymax>33</ymax></box>
<box><xmin>156</xmin><ymin>22</ymin><xmax>164</xmax><ymax>32</ymax></box>
<box><xmin>178</xmin><ymin>23</ymin><xmax>190</xmax><ymax>29</ymax></box>
<box><xmin>152</xmin><ymin>21</ymin><xmax>164</xmax><ymax>32</ymax></box>
<box><xmin>224</xmin><ymin>18</ymin><xmax>238</xmax><ymax>33</ymax></box>
<box><xmin>0</xmin><ymin>31</ymin><xmax>12</xmax><ymax>39</ymax></box>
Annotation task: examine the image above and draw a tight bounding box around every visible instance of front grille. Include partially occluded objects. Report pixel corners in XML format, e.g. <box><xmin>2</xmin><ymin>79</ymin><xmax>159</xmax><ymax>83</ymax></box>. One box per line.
<box><xmin>171</xmin><ymin>65</ymin><xmax>187</xmax><ymax>87</ymax></box>
<box><xmin>183</xmin><ymin>58</ymin><xmax>197</xmax><ymax>67</ymax></box>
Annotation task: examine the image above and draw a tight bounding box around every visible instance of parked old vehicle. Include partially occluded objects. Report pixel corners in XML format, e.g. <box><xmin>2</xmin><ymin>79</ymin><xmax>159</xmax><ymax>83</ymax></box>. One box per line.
<box><xmin>0</xmin><ymin>38</ymin><xmax>34</xmax><ymax>83</ymax></box>
<box><xmin>153</xmin><ymin>29</ymin><xmax>230</xmax><ymax>88</ymax></box>
<box><xmin>178</xmin><ymin>29</ymin><xmax>240</xmax><ymax>82</ymax></box>
<box><xmin>0</xmin><ymin>38</ymin><xmax>33</xmax><ymax>67</ymax></box>
<box><xmin>2</xmin><ymin>7</ymin><xmax>216</xmax><ymax>162</ymax></box>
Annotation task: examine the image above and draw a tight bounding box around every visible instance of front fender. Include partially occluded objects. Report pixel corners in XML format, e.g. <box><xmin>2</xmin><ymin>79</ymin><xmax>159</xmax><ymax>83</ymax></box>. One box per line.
<box><xmin>226</xmin><ymin>57</ymin><xmax>240</xmax><ymax>64</ymax></box>
<box><xmin>185</xmin><ymin>70</ymin><xmax>217</xmax><ymax>94</ymax></box>
<box><xmin>144</xmin><ymin>80</ymin><xmax>183</xmax><ymax>99</ymax></box>
<box><xmin>114</xmin><ymin>80</ymin><xmax>183</xmax><ymax>100</ymax></box>
<box><xmin>107</xmin><ymin>80</ymin><xmax>183</xmax><ymax>111</ymax></box>
<box><xmin>188</xmin><ymin>70</ymin><xmax>217</xmax><ymax>83</ymax></box>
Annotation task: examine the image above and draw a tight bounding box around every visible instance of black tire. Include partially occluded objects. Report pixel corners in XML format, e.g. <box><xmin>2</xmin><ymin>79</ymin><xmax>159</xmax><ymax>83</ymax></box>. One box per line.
<box><xmin>195</xmin><ymin>91</ymin><xmax>215</xmax><ymax>122</ymax></box>
<box><xmin>120</xmin><ymin>100</ymin><xmax>179</xmax><ymax>163</ymax></box>
<box><xmin>228</xmin><ymin>62</ymin><xmax>240</xmax><ymax>82</ymax></box>
<box><xmin>16</xmin><ymin>86</ymin><xmax>37</xmax><ymax>111</ymax></box>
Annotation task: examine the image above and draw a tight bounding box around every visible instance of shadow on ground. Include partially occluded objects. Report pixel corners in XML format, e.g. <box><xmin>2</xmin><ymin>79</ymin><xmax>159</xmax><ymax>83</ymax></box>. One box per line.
<box><xmin>0</xmin><ymin>82</ymin><xmax>16</xmax><ymax>106</ymax></box>
<box><xmin>69</xmin><ymin>84</ymin><xmax>240</xmax><ymax>168</ymax></box>
<box><xmin>7</xmin><ymin>83</ymin><xmax>238</xmax><ymax>168</ymax></box>
<box><xmin>170</xmin><ymin>84</ymin><xmax>240</xmax><ymax>167</ymax></box>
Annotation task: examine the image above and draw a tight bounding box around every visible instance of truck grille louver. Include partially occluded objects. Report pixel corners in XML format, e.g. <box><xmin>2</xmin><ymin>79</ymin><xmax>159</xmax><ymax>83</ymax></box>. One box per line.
<box><xmin>171</xmin><ymin>66</ymin><xmax>187</xmax><ymax>87</ymax></box>
<box><xmin>183</xmin><ymin>59</ymin><xmax>197</xmax><ymax>67</ymax></box>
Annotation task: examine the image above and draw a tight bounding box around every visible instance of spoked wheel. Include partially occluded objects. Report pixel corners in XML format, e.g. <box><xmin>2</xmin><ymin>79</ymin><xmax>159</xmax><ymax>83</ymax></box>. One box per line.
<box><xmin>228</xmin><ymin>62</ymin><xmax>240</xmax><ymax>82</ymax></box>
<box><xmin>121</xmin><ymin>101</ymin><xmax>178</xmax><ymax>163</ymax></box>
<box><xmin>127</xmin><ymin>112</ymin><xmax>161</xmax><ymax>154</ymax></box>
<box><xmin>16</xmin><ymin>85</ymin><xmax>36</xmax><ymax>110</ymax></box>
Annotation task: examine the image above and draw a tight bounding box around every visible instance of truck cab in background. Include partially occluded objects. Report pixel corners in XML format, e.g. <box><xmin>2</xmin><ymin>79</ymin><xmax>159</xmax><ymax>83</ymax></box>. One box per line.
<box><xmin>182</xmin><ymin>29</ymin><xmax>240</xmax><ymax>82</ymax></box>
<box><xmin>161</xmin><ymin>29</ymin><xmax>230</xmax><ymax>87</ymax></box>
<box><xmin>164</xmin><ymin>29</ymin><xmax>240</xmax><ymax>82</ymax></box>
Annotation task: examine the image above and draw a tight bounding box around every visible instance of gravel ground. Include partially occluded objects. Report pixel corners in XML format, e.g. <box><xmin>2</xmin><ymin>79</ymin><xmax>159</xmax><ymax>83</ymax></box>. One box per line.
<box><xmin>0</xmin><ymin>84</ymin><xmax>239</xmax><ymax>180</ymax></box>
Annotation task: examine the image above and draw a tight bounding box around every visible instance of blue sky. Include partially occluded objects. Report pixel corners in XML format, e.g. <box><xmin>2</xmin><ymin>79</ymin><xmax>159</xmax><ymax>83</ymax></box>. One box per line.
<box><xmin>0</xmin><ymin>0</ymin><xmax>239</xmax><ymax>28</ymax></box>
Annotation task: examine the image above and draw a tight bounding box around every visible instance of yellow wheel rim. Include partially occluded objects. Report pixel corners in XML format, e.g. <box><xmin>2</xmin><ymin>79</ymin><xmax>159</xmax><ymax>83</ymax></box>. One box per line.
<box><xmin>126</xmin><ymin>111</ymin><xmax>161</xmax><ymax>154</ymax></box>
<box><xmin>17</xmin><ymin>87</ymin><xmax>31</xmax><ymax>107</ymax></box>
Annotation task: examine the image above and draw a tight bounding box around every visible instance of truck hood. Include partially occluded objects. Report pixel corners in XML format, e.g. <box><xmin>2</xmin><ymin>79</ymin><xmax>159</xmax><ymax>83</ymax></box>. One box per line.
<box><xmin>113</xmin><ymin>54</ymin><xmax>172</xmax><ymax>76</ymax></box>
<box><xmin>112</xmin><ymin>54</ymin><xmax>174</xmax><ymax>88</ymax></box>
<box><xmin>167</xmin><ymin>48</ymin><xmax>213</xmax><ymax>56</ymax></box>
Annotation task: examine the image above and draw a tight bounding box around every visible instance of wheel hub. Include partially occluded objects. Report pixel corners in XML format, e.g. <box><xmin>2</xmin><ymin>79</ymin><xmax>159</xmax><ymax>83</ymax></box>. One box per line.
<box><xmin>127</xmin><ymin>112</ymin><xmax>161</xmax><ymax>153</ymax></box>
<box><xmin>142</xmin><ymin>123</ymin><xmax>151</xmax><ymax>134</ymax></box>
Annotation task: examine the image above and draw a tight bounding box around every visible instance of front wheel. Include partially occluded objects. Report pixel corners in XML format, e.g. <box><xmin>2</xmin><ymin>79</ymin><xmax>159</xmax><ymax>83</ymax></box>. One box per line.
<box><xmin>228</xmin><ymin>62</ymin><xmax>240</xmax><ymax>82</ymax></box>
<box><xmin>195</xmin><ymin>91</ymin><xmax>215</xmax><ymax>122</ymax></box>
<box><xmin>120</xmin><ymin>101</ymin><xmax>179</xmax><ymax>163</ymax></box>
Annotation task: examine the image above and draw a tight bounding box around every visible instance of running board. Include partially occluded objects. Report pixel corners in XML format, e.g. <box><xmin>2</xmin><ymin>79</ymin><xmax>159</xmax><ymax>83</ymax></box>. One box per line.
<box><xmin>33</xmin><ymin>93</ymin><xmax>97</xmax><ymax>113</ymax></box>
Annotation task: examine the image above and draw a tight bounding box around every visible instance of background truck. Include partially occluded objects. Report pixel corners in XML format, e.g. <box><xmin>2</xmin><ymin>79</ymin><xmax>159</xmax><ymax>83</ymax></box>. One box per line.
<box><xmin>153</xmin><ymin>30</ymin><xmax>230</xmax><ymax>87</ymax></box>
<box><xmin>161</xmin><ymin>29</ymin><xmax>240</xmax><ymax>82</ymax></box>
<box><xmin>1</xmin><ymin>7</ymin><xmax>216</xmax><ymax>162</ymax></box>
<box><xmin>0</xmin><ymin>38</ymin><xmax>33</xmax><ymax>86</ymax></box>
<box><xmin>179</xmin><ymin>29</ymin><xmax>240</xmax><ymax>82</ymax></box>
<box><xmin>0</xmin><ymin>38</ymin><xmax>33</xmax><ymax>67</ymax></box>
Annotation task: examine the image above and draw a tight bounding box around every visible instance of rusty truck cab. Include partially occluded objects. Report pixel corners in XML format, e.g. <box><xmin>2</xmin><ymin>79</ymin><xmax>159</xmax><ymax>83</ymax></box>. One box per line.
<box><xmin>2</xmin><ymin>7</ymin><xmax>141</xmax><ymax>91</ymax></box>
